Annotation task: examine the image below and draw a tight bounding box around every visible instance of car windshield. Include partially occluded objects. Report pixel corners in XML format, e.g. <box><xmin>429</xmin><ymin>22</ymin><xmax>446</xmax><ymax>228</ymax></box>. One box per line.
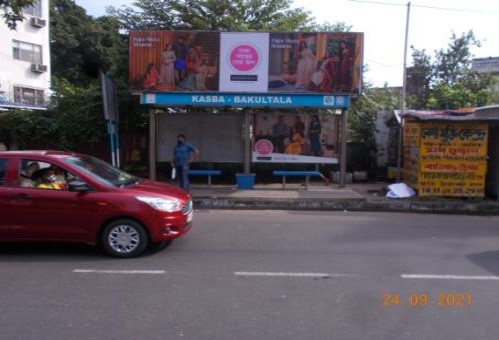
<box><xmin>63</xmin><ymin>156</ymin><xmax>141</xmax><ymax>188</ymax></box>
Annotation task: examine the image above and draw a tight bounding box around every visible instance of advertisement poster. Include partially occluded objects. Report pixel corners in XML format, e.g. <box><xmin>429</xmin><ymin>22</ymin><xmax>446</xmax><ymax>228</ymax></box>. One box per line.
<box><xmin>129</xmin><ymin>31</ymin><xmax>220</xmax><ymax>93</ymax></box>
<box><xmin>130</xmin><ymin>31</ymin><xmax>363</xmax><ymax>95</ymax></box>
<box><xmin>403</xmin><ymin>122</ymin><xmax>420</xmax><ymax>188</ymax></box>
<box><xmin>253</xmin><ymin>112</ymin><xmax>338</xmax><ymax>163</ymax></box>
<box><xmin>405</xmin><ymin>122</ymin><xmax>489</xmax><ymax>197</ymax></box>
<box><xmin>268</xmin><ymin>32</ymin><xmax>363</xmax><ymax>94</ymax></box>
<box><xmin>219</xmin><ymin>32</ymin><xmax>269</xmax><ymax>92</ymax></box>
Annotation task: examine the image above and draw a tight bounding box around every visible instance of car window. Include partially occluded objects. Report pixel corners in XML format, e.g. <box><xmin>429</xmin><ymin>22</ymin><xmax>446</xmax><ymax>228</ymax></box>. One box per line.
<box><xmin>18</xmin><ymin>159</ymin><xmax>76</xmax><ymax>190</ymax></box>
<box><xmin>63</xmin><ymin>156</ymin><xmax>140</xmax><ymax>188</ymax></box>
<box><xmin>0</xmin><ymin>159</ymin><xmax>7</xmax><ymax>186</ymax></box>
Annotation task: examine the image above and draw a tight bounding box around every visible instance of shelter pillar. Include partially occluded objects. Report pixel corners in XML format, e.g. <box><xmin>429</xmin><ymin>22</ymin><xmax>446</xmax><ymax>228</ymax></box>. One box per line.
<box><xmin>149</xmin><ymin>108</ymin><xmax>157</xmax><ymax>181</ymax></box>
<box><xmin>243</xmin><ymin>108</ymin><xmax>251</xmax><ymax>174</ymax></box>
<box><xmin>339</xmin><ymin>108</ymin><xmax>348</xmax><ymax>188</ymax></box>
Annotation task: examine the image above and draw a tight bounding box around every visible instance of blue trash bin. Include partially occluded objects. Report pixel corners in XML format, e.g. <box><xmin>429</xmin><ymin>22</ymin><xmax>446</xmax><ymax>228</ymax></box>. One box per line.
<box><xmin>236</xmin><ymin>173</ymin><xmax>255</xmax><ymax>190</ymax></box>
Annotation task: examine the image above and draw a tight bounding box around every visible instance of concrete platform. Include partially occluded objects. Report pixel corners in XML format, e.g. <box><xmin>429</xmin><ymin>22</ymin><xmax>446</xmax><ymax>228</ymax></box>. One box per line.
<box><xmin>188</xmin><ymin>182</ymin><xmax>499</xmax><ymax>214</ymax></box>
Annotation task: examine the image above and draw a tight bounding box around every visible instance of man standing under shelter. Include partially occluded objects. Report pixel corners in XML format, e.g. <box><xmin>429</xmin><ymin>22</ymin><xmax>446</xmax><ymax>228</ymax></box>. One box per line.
<box><xmin>172</xmin><ymin>134</ymin><xmax>199</xmax><ymax>191</ymax></box>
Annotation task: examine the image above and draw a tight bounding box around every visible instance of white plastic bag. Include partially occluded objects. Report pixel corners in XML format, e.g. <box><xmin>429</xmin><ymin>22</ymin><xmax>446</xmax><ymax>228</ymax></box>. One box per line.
<box><xmin>171</xmin><ymin>167</ymin><xmax>176</xmax><ymax>180</ymax></box>
<box><xmin>386</xmin><ymin>183</ymin><xmax>416</xmax><ymax>198</ymax></box>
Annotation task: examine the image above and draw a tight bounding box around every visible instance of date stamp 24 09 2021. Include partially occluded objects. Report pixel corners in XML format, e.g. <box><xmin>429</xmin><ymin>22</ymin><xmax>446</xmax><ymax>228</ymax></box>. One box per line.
<box><xmin>381</xmin><ymin>292</ymin><xmax>473</xmax><ymax>307</ymax></box>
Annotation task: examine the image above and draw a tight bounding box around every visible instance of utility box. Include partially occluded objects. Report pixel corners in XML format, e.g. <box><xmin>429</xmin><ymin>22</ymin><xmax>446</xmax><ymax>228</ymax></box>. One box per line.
<box><xmin>403</xmin><ymin>121</ymin><xmax>488</xmax><ymax>197</ymax></box>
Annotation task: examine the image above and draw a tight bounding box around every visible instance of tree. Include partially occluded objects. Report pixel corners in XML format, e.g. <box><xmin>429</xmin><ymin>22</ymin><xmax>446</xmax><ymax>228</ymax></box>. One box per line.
<box><xmin>49</xmin><ymin>78</ymin><xmax>108</xmax><ymax>150</ymax></box>
<box><xmin>408</xmin><ymin>30</ymin><xmax>492</xmax><ymax>110</ymax></box>
<box><xmin>349</xmin><ymin>84</ymin><xmax>401</xmax><ymax>175</ymax></box>
<box><xmin>0</xmin><ymin>78</ymin><xmax>108</xmax><ymax>151</ymax></box>
<box><xmin>47</xmin><ymin>0</ymin><xmax>143</xmax><ymax>154</ymax></box>
<box><xmin>0</xmin><ymin>0</ymin><xmax>37</xmax><ymax>29</ymax></box>
<box><xmin>406</xmin><ymin>48</ymin><xmax>432</xmax><ymax>109</ymax></box>
<box><xmin>306</xmin><ymin>21</ymin><xmax>351</xmax><ymax>33</ymax></box>
<box><xmin>434</xmin><ymin>31</ymin><xmax>479</xmax><ymax>86</ymax></box>
<box><xmin>109</xmin><ymin>0</ymin><xmax>314</xmax><ymax>32</ymax></box>
<box><xmin>50</xmin><ymin>0</ymin><xmax>113</xmax><ymax>86</ymax></box>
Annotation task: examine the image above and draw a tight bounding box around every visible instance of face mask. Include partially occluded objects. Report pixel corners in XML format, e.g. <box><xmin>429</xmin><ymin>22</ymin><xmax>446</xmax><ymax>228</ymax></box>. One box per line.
<box><xmin>177</xmin><ymin>139</ymin><xmax>184</xmax><ymax>144</ymax></box>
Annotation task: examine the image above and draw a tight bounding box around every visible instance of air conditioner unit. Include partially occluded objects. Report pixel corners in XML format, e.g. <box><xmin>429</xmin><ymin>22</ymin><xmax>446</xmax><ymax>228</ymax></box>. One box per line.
<box><xmin>30</xmin><ymin>17</ymin><xmax>46</xmax><ymax>28</ymax></box>
<box><xmin>31</xmin><ymin>63</ymin><xmax>48</xmax><ymax>73</ymax></box>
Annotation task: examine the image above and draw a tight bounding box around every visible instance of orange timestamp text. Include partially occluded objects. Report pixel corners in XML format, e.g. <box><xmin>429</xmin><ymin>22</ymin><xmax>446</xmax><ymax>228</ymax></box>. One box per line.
<box><xmin>381</xmin><ymin>292</ymin><xmax>473</xmax><ymax>307</ymax></box>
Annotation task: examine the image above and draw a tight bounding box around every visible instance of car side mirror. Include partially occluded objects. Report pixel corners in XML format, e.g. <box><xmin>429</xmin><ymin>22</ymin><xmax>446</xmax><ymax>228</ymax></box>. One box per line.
<box><xmin>68</xmin><ymin>180</ymin><xmax>92</xmax><ymax>193</ymax></box>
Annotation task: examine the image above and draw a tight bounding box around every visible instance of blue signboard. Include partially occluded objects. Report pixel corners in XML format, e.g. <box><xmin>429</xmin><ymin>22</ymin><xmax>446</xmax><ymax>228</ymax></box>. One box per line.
<box><xmin>141</xmin><ymin>92</ymin><xmax>350</xmax><ymax>108</ymax></box>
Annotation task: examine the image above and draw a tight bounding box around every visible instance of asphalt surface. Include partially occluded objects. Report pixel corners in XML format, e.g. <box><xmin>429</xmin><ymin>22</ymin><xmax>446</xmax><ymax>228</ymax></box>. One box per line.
<box><xmin>2</xmin><ymin>211</ymin><xmax>499</xmax><ymax>339</ymax></box>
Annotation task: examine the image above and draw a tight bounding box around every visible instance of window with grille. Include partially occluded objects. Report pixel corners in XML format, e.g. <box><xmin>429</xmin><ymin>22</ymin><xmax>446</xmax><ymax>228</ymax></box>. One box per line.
<box><xmin>12</xmin><ymin>40</ymin><xmax>43</xmax><ymax>64</ymax></box>
<box><xmin>13</xmin><ymin>87</ymin><xmax>45</xmax><ymax>107</ymax></box>
<box><xmin>23</xmin><ymin>0</ymin><xmax>43</xmax><ymax>17</ymax></box>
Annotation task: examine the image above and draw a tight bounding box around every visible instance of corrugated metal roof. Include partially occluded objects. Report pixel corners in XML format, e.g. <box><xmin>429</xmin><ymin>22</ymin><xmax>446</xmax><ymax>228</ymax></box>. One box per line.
<box><xmin>394</xmin><ymin>106</ymin><xmax>499</xmax><ymax>121</ymax></box>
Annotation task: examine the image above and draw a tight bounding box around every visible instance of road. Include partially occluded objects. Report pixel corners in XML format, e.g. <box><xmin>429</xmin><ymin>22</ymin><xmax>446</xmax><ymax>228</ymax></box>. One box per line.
<box><xmin>2</xmin><ymin>211</ymin><xmax>499</xmax><ymax>340</ymax></box>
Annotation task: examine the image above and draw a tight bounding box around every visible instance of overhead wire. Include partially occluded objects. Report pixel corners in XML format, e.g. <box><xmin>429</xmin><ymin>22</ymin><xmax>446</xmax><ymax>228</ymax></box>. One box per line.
<box><xmin>347</xmin><ymin>0</ymin><xmax>499</xmax><ymax>15</ymax></box>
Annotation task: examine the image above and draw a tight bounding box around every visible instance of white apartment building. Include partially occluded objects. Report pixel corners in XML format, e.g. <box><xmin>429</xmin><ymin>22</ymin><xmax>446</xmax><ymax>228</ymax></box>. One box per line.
<box><xmin>0</xmin><ymin>0</ymin><xmax>51</xmax><ymax>110</ymax></box>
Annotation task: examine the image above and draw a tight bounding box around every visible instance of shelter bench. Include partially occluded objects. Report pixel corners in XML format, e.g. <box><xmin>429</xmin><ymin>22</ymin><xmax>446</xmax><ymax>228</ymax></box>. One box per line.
<box><xmin>272</xmin><ymin>171</ymin><xmax>327</xmax><ymax>190</ymax></box>
<box><xmin>188</xmin><ymin>170</ymin><xmax>222</xmax><ymax>187</ymax></box>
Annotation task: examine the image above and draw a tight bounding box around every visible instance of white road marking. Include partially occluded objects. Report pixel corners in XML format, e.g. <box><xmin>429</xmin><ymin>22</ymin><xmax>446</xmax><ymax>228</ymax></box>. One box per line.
<box><xmin>234</xmin><ymin>271</ymin><xmax>358</xmax><ymax>278</ymax></box>
<box><xmin>72</xmin><ymin>270</ymin><xmax>499</xmax><ymax>281</ymax></box>
<box><xmin>402</xmin><ymin>274</ymin><xmax>499</xmax><ymax>281</ymax></box>
<box><xmin>73</xmin><ymin>269</ymin><xmax>165</xmax><ymax>274</ymax></box>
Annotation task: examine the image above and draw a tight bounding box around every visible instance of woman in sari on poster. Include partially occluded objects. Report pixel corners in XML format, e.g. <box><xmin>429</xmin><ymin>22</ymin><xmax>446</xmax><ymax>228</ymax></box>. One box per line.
<box><xmin>295</xmin><ymin>40</ymin><xmax>317</xmax><ymax>90</ymax></box>
<box><xmin>159</xmin><ymin>43</ymin><xmax>176</xmax><ymax>86</ymax></box>
<box><xmin>337</xmin><ymin>41</ymin><xmax>354</xmax><ymax>92</ymax></box>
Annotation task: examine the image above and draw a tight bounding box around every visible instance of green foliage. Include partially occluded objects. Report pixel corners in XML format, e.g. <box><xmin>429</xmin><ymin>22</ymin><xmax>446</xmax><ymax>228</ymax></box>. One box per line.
<box><xmin>305</xmin><ymin>21</ymin><xmax>352</xmax><ymax>33</ymax></box>
<box><xmin>407</xmin><ymin>48</ymin><xmax>432</xmax><ymax>109</ymax></box>
<box><xmin>408</xmin><ymin>31</ymin><xmax>492</xmax><ymax>110</ymax></box>
<box><xmin>50</xmin><ymin>0</ymin><xmax>131</xmax><ymax>88</ymax></box>
<box><xmin>109</xmin><ymin>0</ymin><xmax>314</xmax><ymax>32</ymax></box>
<box><xmin>49</xmin><ymin>78</ymin><xmax>108</xmax><ymax>150</ymax></box>
<box><xmin>0</xmin><ymin>0</ymin><xmax>37</xmax><ymax>29</ymax></box>
<box><xmin>50</xmin><ymin>0</ymin><xmax>101</xmax><ymax>85</ymax></box>
<box><xmin>0</xmin><ymin>79</ymin><xmax>108</xmax><ymax>151</ymax></box>
<box><xmin>48</xmin><ymin>0</ymin><xmax>148</xmax><ymax>143</ymax></box>
<box><xmin>0</xmin><ymin>110</ymin><xmax>54</xmax><ymax>148</ymax></box>
<box><xmin>349</xmin><ymin>85</ymin><xmax>401</xmax><ymax>173</ymax></box>
<box><xmin>426</xmin><ymin>77</ymin><xmax>492</xmax><ymax>110</ymax></box>
<box><xmin>434</xmin><ymin>31</ymin><xmax>479</xmax><ymax>86</ymax></box>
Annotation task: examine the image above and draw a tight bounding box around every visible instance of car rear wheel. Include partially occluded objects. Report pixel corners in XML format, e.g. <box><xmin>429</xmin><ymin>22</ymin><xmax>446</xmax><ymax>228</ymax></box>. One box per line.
<box><xmin>102</xmin><ymin>219</ymin><xmax>148</xmax><ymax>258</ymax></box>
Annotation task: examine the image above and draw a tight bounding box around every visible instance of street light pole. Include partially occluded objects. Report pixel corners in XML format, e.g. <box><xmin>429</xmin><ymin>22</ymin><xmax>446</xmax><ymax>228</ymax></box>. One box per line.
<box><xmin>396</xmin><ymin>1</ymin><xmax>411</xmax><ymax>182</ymax></box>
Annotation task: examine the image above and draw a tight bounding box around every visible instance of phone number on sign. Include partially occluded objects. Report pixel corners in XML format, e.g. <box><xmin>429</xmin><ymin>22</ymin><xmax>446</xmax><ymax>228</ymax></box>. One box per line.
<box><xmin>381</xmin><ymin>293</ymin><xmax>473</xmax><ymax>307</ymax></box>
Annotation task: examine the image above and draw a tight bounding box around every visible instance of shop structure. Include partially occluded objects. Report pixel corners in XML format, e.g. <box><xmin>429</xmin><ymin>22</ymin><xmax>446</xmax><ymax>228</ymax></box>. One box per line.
<box><xmin>397</xmin><ymin>107</ymin><xmax>499</xmax><ymax>198</ymax></box>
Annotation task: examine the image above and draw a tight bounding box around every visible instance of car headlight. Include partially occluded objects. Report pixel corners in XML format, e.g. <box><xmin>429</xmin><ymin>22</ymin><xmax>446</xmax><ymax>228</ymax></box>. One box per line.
<box><xmin>136</xmin><ymin>196</ymin><xmax>182</xmax><ymax>212</ymax></box>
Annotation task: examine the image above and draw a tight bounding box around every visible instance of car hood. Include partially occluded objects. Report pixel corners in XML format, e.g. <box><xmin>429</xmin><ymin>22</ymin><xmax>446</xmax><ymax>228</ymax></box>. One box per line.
<box><xmin>125</xmin><ymin>180</ymin><xmax>191</xmax><ymax>201</ymax></box>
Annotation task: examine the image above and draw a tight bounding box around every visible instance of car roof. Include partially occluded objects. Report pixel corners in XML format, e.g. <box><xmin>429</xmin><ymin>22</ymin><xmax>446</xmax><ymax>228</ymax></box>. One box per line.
<box><xmin>0</xmin><ymin>150</ymin><xmax>82</xmax><ymax>158</ymax></box>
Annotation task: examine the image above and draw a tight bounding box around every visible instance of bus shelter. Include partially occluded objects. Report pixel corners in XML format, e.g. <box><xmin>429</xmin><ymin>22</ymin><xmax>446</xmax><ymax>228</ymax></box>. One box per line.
<box><xmin>129</xmin><ymin>30</ymin><xmax>364</xmax><ymax>188</ymax></box>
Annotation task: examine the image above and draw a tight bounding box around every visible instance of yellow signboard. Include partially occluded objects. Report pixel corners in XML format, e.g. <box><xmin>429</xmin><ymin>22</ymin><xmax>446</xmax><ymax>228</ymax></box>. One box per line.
<box><xmin>403</xmin><ymin>122</ymin><xmax>488</xmax><ymax>197</ymax></box>
<box><xmin>403</xmin><ymin>123</ymin><xmax>420</xmax><ymax>188</ymax></box>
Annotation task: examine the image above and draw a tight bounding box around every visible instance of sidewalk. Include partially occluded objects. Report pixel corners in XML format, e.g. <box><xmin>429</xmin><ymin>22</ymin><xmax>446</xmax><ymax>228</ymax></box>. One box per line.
<box><xmin>189</xmin><ymin>182</ymin><xmax>499</xmax><ymax>214</ymax></box>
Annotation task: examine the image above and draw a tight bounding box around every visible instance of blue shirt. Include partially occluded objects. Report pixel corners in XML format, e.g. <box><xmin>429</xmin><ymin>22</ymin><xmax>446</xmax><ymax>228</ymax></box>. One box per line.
<box><xmin>173</xmin><ymin>142</ymin><xmax>196</xmax><ymax>166</ymax></box>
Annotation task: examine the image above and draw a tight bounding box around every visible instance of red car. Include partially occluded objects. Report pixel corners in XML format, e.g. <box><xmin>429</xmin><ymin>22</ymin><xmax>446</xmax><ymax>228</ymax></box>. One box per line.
<box><xmin>0</xmin><ymin>151</ymin><xmax>193</xmax><ymax>257</ymax></box>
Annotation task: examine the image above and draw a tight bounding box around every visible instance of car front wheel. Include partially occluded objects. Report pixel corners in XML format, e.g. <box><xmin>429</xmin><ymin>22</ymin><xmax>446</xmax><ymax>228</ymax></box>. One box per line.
<box><xmin>102</xmin><ymin>219</ymin><xmax>148</xmax><ymax>258</ymax></box>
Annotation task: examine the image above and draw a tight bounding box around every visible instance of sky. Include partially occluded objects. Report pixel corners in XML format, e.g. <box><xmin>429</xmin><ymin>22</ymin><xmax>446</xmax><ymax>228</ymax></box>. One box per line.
<box><xmin>76</xmin><ymin>0</ymin><xmax>499</xmax><ymax>87</ymax></box>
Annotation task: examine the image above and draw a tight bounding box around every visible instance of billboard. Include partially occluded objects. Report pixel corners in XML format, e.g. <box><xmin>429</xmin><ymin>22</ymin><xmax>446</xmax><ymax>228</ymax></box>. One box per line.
<box><xmin>129</xmin><ymin>31</ymin><xmax>363</xmax><ymax>95</ymax></box>
<box><xmin>252</xmin><ymin>112</ymin><xmax>339</xmax><ymax>163</ymax></box>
